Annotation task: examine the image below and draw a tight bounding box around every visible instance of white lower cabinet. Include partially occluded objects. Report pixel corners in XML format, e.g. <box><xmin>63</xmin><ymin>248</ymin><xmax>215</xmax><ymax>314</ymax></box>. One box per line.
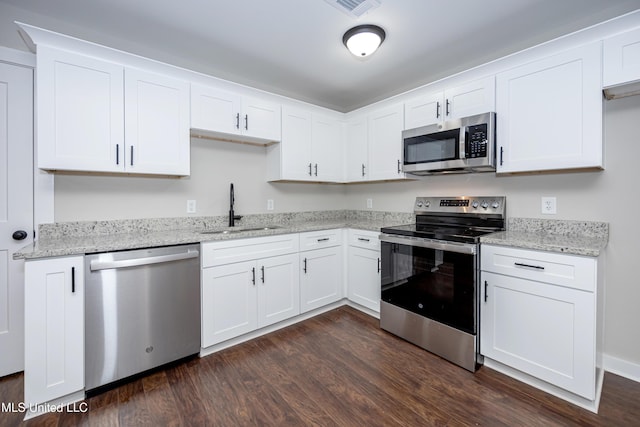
<box><xmin>24</xmin><ymin>256</ymin><xmax>84</xmax><ymax>406</ymax></box>
<box><xmin>201</xmin><ymin>235</ymin><xmax>300</xmax><ymax>348</ymax></box>
<box><xmin>347</xmin><ymin>229</ymin><xmax>381</xmax><ymax>312</ymax></box>
<box><xmin>480</xmin><ymin>244</ymin><xmax>601</xmax><ymax>402</ymax></box>
<box><xmin>299</xmin><ymin>230</ymin><xmax>343</xmax><ymax>313</ymax></box>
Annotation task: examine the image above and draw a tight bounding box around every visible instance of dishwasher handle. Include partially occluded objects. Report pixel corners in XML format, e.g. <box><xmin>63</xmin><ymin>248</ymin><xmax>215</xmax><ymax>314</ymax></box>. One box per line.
<box><xmin>90</xmin><ymin>249</ymin><xmax>200</xmax><ymax>272</ymax></box>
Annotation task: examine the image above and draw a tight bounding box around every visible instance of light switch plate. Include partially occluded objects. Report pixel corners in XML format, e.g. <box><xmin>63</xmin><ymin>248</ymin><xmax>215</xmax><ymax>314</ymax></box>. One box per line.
<box><xmin>366</xmin><ymin>198</ymin><xmax>373</xmax><ymax>209</ymax></box>
<box><xmin>267</xmin><ymin>199</ymin><xmax>274</xmax><ymax>211</ymax></box>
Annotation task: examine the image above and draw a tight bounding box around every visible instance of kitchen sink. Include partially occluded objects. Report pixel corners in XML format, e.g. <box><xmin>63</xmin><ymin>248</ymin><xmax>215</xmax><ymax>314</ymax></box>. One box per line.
<box><xmin>200</xmin><ymin>226</ymin><xmax>282</xmax><ymax>235</ymax></box>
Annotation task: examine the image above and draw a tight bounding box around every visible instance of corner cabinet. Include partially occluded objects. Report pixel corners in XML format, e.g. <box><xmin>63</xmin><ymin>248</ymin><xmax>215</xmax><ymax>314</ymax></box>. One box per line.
<box><xmin>36</xmin><ymin>46</ymin><xmax>190</xmax><ymax>176</ymax></box>
<box><xmin>24</xmin><ymin>256</ymin><xmax>84</xmax><ymax>407</ymax></box>
<box><xmin>267</xmin><ymin>106</ymin><xmax>344</xmax><ymax>182</ymax></box>
<box><xmin>480</xmin><ymin>244</ymin><xmax>603</xmax><ymax>404</ymax></box>
<box><xmin>190</xmin><ymin>83</ymin><xmax>281</xmax><ymax>144</ymax></box>
<box><xmin>496</xmin><ymin>42</ymin><xmax>603</xmax><ymax>174</ymax></box>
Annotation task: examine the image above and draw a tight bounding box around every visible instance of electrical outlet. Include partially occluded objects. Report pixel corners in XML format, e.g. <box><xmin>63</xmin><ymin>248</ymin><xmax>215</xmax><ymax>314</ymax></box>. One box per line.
<box><xmin>267</xmin><ymin>199</ymin><xmax>274</xmax><ymax>211</ymax></box>
<box><xmin>541</xmin><ymin>197</ymin><xmax>557</xmax><ymax>215</ymax></box>
<box><xmin>186</xmin><ymin>200</ymin><xmax>196</xmax><ymax>214</ymax></box>
<box><xmin>366</xmin><ymin>198</ymin><xmax>373</xmax><ymax>209</ymax></box>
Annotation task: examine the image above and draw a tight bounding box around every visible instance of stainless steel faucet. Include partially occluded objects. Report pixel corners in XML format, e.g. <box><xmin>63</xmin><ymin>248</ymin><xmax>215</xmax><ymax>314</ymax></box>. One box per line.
<box><xmin>229</xmin><ymin>183</ymin><xmax>242</xmax><ymax>226</ymax></box>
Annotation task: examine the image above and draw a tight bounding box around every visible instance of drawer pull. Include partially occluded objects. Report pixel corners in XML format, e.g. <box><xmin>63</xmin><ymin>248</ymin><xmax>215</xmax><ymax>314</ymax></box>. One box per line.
<box><xmin>514</xmin><ymin>262</ymin><xmax>545</xmax><ymax>270</ymax></box>
<box><xmin>317</xmin><ymin>238</ymin><xmax>330</xmax><ymax>242</ymax></box>
<box><xmin>358</xmin><ymin>238</ymin><xmax>370</xmax><ymax>242</ymax></box>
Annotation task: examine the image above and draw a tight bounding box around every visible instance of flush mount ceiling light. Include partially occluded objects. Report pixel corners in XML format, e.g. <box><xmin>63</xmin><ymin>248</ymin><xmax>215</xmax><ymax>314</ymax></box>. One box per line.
<box><xmin>343</xmin><ymin>24</ymin><xmax>386</xmax><ymax>57</ymax></box>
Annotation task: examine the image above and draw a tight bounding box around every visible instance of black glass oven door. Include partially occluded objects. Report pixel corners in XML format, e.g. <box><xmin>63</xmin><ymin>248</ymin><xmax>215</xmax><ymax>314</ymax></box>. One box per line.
<box><xmin>381</xmin><ymin>241</ymin><xmax>476</xmax><ymax>334</ymax></box>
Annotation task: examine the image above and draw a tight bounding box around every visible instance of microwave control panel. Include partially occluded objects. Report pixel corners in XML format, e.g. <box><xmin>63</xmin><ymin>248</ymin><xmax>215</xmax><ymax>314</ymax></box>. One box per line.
<box><xmin>465</xmin><ymin>124</ymin><xmax>488</xmax><ymax>158</ymax></box>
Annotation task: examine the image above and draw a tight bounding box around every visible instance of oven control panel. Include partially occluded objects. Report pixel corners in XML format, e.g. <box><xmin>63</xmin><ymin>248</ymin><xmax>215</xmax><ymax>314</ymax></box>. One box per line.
<box><xmin>414</xmin><ymin>196</ymin><xmax>506</xmax><ymax>215</ymax></box>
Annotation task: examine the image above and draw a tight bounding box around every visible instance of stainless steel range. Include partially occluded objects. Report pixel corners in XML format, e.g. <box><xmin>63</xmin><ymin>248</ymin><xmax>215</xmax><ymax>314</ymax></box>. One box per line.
<box><xmin>379</xmin><ymin>196</ymin><xmax>505</xmax><ymax>371</ymax></box>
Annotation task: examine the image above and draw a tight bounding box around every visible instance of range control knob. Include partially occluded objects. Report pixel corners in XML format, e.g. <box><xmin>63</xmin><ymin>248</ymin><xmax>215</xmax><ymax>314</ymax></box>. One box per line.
<box><xmin>491</xmin><ymin>201</ymin><xmax>500</xmax><ymax>209</ymax></box>
<box><xmin>481</xmin><ymin>201</ymin><xmax>489</xmax><ymax>209</ymax></box>
<box><xmin>416</xmin><ymin>201</ymin><xmax>423</xmax><ymax>208</ymax></box>
<box><xmin>425</xmin><ymin>201</ymin><xmax>431</xmax><ymax>208</ymax></box>
<box><xmin>471</xmin><ymin>201</ymin><xmax>479</xmax><ymax>209</ymax></box>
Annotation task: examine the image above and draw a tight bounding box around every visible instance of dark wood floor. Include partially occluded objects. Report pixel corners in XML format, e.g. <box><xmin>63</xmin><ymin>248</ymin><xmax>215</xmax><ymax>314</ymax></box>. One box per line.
<box><xmin>2</xmin><ymin>306</ymin><xmax>640</xmax><ymax>426</ymax></box>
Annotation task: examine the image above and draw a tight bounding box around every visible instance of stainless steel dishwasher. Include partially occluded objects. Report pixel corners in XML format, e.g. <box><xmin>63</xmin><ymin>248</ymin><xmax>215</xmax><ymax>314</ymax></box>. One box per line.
<box><xmin>85</xmin><ymin>244</ymin><xmax>200</xmax><ymax>391</ymax></box>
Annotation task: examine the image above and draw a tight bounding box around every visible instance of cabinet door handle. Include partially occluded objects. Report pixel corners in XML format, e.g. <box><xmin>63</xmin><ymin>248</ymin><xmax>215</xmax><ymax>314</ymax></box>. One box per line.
<box><xmin>317</xmin><ymin>238</ymin><xmax>330</xmax><ymax>242</ymax></box>
<box><xmin>436</xmin><ymin>101</ymin><xmax>441</xmax><ymax>118</ymax></box>
<box><xmin>445</xmin><ymin>99</ymin><xmax>450</xmax><ymax>116</ymax></box>
<box><xmin>514</xmin><ymin>262</ymin><xmax>545</xmax><ymax>270</ymax></box>
<box><xmin>397</xmin><ymin>159</ymin><xmax>401</xmax><ymax>174</ymax></box>
<box><xmin>484</xmin><ymin>280</ymin><xmax>488</xmax><ymax>302</ymax></box>
<box><xmin>116</xmin><ymin>144</ymin><xmax>120</xmax><ymax>165</ymax></box>
<box><xmin>251</xmin><ymin>267</ymin><xmax>256</xmax><ymax>285</ymax></box>
<box><xmin>130</xmin><ymin>146</ymin><xmax>134</xmax><ymax>166</ymax></box>
<box><xmin>236</xmin><ymin>113</ymin><xmax>240</xmax><ymax>129</ymax></box>
<box><xmin>500</xmin><ymin>146</ymin><xmax>504</xmax><ymax>166</ymax></box>
<box><xmin>314</xmin><ymin>163</ymin><xmax>318</xmax><ymax>176</ymax></box>
<box><xmin>377</xmin><ymin>258</ymin><xmax>381</xmax><ymax>273</ymax></box>
<box><xmin>245</xmin><ymin>114</ymin><xmax>249</xmax><ymax>131</ymax></box>
<box><xmin>308</xmin><ymin>163</ymin><xmax>312</xmax><ymax>176</ymax></box>
<box><xmin>362</xmin><ymin>164</ymin><xmax>366</xmax><ymax>177</ymax></box>
<box><xmin>71</xmin><ymin>267</ymin><xmax>76</xmax><ymax>293</ymax></box>
<box><xmin>303</xmin><ymin>258</ymin><xmax>307</xmax><ymax>274</ymax></box>
<box><xmin>261</xmin><ymin>265</ymin><xmax>265</xmax><ymax>283</ymax></box>
<box><xmin>358</xmin><ymin>237</ymin><xmax>370</xmax><ymax>242</ymax></box>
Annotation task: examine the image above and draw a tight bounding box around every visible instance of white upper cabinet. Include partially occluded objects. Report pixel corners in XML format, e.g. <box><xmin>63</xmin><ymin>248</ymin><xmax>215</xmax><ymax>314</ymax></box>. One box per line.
<box><xmin>190</xmin><ymin>84</ymin><xmax>281</xmax><ymax>143</ymax></box>
<box><xmin>496</xmin><ymin>42</ymin><xmax>603</xmax><ymax>174</ymax></box>
<box><xmin>268</xmin><ymin>105</ymin><xmax>344</xmax><ymax>182</ymax></box>
<box><xmin>36</xmin><ymin>46</ymin><xmax>190</xmax><ymax>176</ymax></box>
<box><xmin>368</xmin><ymin>103</ymin><xmax>405</xmax><ymax>181</ymax></box>
<box><xmin>345</xmin><ymin>116</ymin><xmax>369</xmax><ymax>182</ymax></box>
<box><xmin>311</xmin><ymin>114</ymin><xmax>344</xmax><ymax>182</ymax></box>
<box><xmin>124</xmin><ymin>68</ymin><xmax>190</xmax><ymax>175</ymax></box>
<box><xmin>404</xmin><ymin>76</ymin><xmax>495</xmax><ymax>130</ymax></box>
<box><xmin>37</xmin><ymin>46</ymin><xmax>124</xmax><ymax>173</ymax></box>
<box><xmin>603</xmin><ymin>26</ymin><xmax>640</xmax><ymax>98</ymax></box>
<box><xmin>278</xmin><ymin>105</ymin><xmax>313</xmax><ymax>180</ymax></box>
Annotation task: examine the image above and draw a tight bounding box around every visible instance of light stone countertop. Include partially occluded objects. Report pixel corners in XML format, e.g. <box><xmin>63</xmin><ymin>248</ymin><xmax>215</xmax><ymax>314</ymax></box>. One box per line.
<box><xmin>15</xmin><ymin>212</ymin><xmax>609</xmax><ymax>260</ymax></box>
<box><xmin>14</xmin><ymin>210</ymin><xmax>414</xmax><ymax>260</ymax></box>
<box><xmin>480</xmin><ymin>218</ymin><xmax>609</xmax><ymax>257</ymax></box>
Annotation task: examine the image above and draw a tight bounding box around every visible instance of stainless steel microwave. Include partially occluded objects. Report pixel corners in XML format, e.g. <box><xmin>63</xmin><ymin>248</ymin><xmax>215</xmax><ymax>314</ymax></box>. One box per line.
<box><xmin>402</xmin><ymin>112</ymin><xmax>496</xmax><ymax>175</ymax></box>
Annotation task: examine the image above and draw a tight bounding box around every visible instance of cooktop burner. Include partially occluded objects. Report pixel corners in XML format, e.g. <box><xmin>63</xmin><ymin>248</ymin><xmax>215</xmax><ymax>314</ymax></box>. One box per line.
<box><xmin>381</xmin><ymin>196</ymin><xmax>506</xmax><ymax>243</ymax></box>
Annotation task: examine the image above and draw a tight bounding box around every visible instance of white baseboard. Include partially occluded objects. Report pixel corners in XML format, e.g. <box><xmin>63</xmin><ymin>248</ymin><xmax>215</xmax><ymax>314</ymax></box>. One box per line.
<box><xmin>604</xmin><ymin>354</ymin><xmax>640</xmax><ymax>383</ymax></box>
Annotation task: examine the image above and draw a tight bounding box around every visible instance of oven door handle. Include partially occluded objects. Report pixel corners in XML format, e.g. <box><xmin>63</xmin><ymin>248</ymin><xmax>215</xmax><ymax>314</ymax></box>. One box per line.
<box><xmin>379</xmin><ymin>234</ymin><xmax>477</xmax><ymax>255</ymax></box>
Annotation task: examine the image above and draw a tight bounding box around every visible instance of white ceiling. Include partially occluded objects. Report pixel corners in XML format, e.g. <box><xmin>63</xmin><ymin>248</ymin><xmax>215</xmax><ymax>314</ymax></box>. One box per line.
<box><xmin>1</xmin><ymin>0</ymin><xmax>639</xmax><ymax>112</ymax></box>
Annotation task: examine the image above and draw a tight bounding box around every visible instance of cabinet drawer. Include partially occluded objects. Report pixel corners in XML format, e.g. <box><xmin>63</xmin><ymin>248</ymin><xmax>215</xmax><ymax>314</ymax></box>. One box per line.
<box><xmin>201</xmin><ymin>234</ymin><xmax>298</xmax><ymax>268</ymax></box>
<box><xmin>299</xmin><ymin>229</ymin><xmax>342</xmax><ymax>251</ymax></box>
<box><xmin>481</xmin><ymin>244</ymin><xmax>596</xmax><ymax>292</ymax></box>
<box><xmin>348</xmin><ymin>229</ymin><xmax>381</xmax><ymax>250</ymax></box>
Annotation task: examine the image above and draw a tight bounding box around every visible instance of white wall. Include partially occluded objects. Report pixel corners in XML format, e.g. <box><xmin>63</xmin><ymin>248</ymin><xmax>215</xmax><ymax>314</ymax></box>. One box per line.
<box><xmin>53</xmin><ymin>138</ymin><xmax>347</xmax><ymax>221</ymax></box>
<box><xmin>344</xmin><ymin>95</ymin><xmax>640</xmax><ymax>368</ymax></box>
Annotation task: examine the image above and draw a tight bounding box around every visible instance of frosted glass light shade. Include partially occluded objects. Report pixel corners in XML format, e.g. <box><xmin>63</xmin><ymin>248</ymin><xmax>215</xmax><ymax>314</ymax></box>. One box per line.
<box><xmin>343</xmin><ymin>25</ymin><xmax>386</xmax><ymax>57</ymax></box>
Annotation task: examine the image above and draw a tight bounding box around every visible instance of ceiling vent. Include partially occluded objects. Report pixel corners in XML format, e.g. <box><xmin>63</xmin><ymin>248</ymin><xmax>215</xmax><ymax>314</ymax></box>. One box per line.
<box><xmin>324</xmin><ymin>0</ymin><xmax>381</xmax><ymax>18</ymax></box>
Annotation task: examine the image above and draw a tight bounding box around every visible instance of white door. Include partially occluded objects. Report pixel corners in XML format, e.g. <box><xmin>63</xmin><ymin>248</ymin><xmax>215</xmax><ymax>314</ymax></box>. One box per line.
<box><xmin>190</xmin><ymin>84</ymin><xmax>242</xmax><ymax>135</ymax></box>
<box><xmin>368</xmin><ymin>104</ymin><xmax>405</xmax><ymax>181</ymax></box>
<box><xmin>257</xmin><ymin>254</ymin><xmax>300</xmax><ymax>327</ymax></box>
<box><xmin>345</xmin><ymin>117</ymin><xmax>368</xmax><ymax>181</ymax></box>
<box><xmin>242</xmin><ymin>97</ymin><xmax>281</xmax><ymax>142</ymax></box>
<box><xmin>201</xmin><ymin>261</ymin><xmax>258</xmax><ymax>347</ymax></box>
<box><xmin>300</xmin><ymin>246</ymin><xmax>343</xmax><ymax>313</ymax></box>
<box><xmin>280</xmin><ymin>106</ymin><xmax>313</xmax><ymax>180</ymax></box>
<box><xmin>404</xmin><ymin>91</ymin><xmax>443</xmax><ymax>129</ymax></box>
<box><xmin>0</xmin><ymin>62</ymin><xmax>33</xmax><ymax>376</ymax></box>
<box><xmin>312</xmin><ymin>115</ymin><xmax>343</xmax><ymax>182</ymax></box>
<box><xmin>124</xmin><ymin>68</ymin><xmax>191</xmax><ymax>176</ymax></box>
<box><xmin>347</xmin><ymin>247</ymin><xmax>381</xmax><ymax>312</ymax></box>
